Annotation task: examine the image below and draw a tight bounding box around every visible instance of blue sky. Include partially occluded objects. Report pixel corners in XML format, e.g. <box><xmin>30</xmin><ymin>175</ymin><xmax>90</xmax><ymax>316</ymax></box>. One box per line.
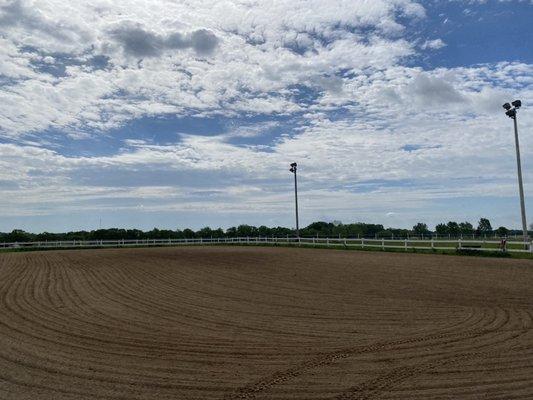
<box><xmin>0</xmin><ymin>0</ymin><xmax>532</xmax><ymax>232</ymax></box>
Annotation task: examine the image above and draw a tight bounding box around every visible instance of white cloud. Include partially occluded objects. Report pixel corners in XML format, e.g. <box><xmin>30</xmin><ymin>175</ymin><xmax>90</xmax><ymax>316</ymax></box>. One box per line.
<box><xmin>0</xmin><ymin>0</ymin><xmax>424</xmax><ymax>135</ymax></box>
<box><xmin>421</xmin><ymin>38</ymin><xmax>446</xmax><ymax>50</ymax></box>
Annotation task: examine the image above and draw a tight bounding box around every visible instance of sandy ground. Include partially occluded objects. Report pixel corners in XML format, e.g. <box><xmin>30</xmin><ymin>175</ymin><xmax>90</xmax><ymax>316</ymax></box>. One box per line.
<box><xmin>0</xmin><ymin>246</ymin><xmax>532</xmax><ymax>400</ymax></box>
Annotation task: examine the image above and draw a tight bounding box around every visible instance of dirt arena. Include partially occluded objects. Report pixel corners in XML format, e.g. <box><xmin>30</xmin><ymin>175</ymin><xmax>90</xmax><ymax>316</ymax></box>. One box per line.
<box><xmin>0</xmin><ymin>246</ymin><xmax>532</xmax><ymax>400</ymax></box>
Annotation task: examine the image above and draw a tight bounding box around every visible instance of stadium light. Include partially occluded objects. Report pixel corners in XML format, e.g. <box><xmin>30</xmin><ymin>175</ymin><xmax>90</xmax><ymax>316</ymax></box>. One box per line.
<box><xmin>503</xmin><ymin>99</ymin><xmax>528</xmax><ymax>244</ymax></box>
<box><xmin>289</xmin><ymin>162</ymin><xmax>299</xmax><ymax>238</ymax></box>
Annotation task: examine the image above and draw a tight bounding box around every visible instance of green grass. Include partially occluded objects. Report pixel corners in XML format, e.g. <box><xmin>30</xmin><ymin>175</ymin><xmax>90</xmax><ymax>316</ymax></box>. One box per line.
<box><xmin>239</xmin><ymin>242</ymin><xmax>530</xmax><ymax>259</ymax></box>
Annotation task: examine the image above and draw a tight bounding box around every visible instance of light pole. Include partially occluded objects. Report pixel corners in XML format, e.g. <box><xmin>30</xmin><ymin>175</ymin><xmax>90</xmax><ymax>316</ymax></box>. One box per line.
<box><xmin>289</xmin><ymin>162</ymin><xmax>299</xmax><ymax>238</ymax></box>
<box><xmin>503</xmin><ymin>100</ymin><xmax>528</xmax><ymax>244</ymax></box>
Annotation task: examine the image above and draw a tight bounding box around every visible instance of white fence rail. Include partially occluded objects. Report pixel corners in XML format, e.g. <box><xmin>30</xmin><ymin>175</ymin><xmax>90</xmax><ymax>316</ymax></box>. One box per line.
<box><xmin>1</xmin><ymin>237</ymin><xmax>532</xmax><ymax>254</ymax></box>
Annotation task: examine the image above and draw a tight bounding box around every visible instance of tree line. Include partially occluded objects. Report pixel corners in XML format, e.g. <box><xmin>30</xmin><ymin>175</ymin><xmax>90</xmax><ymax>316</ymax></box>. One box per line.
<box><xmin>0</xmin><ymin>218</ymin><xmax>529</xmax><ymax>242</ymax></box>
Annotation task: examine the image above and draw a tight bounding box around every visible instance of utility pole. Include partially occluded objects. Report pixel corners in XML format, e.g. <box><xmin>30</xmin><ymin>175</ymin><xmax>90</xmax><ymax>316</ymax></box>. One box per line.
<box><xmin>290</xmin><ymin>162</ymin><xmax>299</xmax><ymax>238</ymax></box>
<box><xmin>503</xmin><ymin>100</ymin><xmax>528</xmax><ymax>245</ymax></box>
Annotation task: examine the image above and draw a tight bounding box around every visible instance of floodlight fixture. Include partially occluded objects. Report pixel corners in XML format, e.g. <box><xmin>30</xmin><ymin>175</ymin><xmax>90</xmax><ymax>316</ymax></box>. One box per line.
<box><xmin>503</xmin><ymin>102</ymin><xmax>511</xmax><ymax>111</ymax></box>
<box><xmin>506</xmin><ymin>109</ymin><xmax>516</xmax><ymax>119</ymax></box>
<box><xmin>512</xmin><ymin>100</ymin><xmax>522</xmax><ymax>109</ymax></box>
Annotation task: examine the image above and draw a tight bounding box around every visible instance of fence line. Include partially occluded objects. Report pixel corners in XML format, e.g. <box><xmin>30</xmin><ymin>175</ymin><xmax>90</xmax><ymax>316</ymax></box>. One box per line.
<box><xmin>1</xmin><ymin>237</ymin><xmax>532</xmax><ymax>254</ymax></box>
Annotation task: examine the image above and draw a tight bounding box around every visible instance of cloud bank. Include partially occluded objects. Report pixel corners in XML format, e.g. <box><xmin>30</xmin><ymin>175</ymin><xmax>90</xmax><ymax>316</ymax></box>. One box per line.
<box><xmin>0</xmin><ymin>0</ymin><xmax>532</xmax><ymax>231</ymax></box>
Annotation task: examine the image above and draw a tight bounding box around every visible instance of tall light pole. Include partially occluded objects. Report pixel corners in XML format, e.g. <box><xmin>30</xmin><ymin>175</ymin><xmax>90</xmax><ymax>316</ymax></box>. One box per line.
<box><xmin>503</xmin><ymin>100</ymin><xmax>528</xmax><ymax>244</ymax></box>
<box><xmin>289</xmin><ymin>162</ymin><xmax>299</xmax><ymax>238</ymax></box>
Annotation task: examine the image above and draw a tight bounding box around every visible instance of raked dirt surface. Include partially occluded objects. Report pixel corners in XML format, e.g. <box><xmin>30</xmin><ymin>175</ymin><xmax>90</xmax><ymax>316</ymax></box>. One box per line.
<box><xmin>0</xmin><ymin>246</ymin><xmax>532</xmax><ymax>400</ymax></box>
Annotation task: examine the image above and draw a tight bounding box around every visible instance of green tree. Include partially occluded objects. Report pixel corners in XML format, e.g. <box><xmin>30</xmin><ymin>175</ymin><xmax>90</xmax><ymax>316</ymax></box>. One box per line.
<box><xmin>197</xmin><ymin>227</ymin><xmax>213</xmax><ymax>238</ymax></box>
<box><xmin>495</xmin><ymin>226</ymin><xmax>509</xmax><ymax>237</ymax></box>
<box><xmin>225</xmin><ymin>227</ymin><xmax>237</xmax><ymax>237</ymax></box>
<box><xmin>435</xmin><ymin>223</ymin><xmax>448</xmax><ymax>235</ymax></box>
<box><xmin>236</xmin><ymin>225</ymin><xmax>257</xmax><ymax>237</ymax></box>
<box><xmin>377</xmin><ymin>229</ymin><xmax>393</xmax><ymax>238</ymax></box>
<box><xmin>446</xmin><ymin>221</ymin><xmax>460</xmax><ymax>236</ymax></box>
<box><xmin>182</xmin><ymin>228</ymin><xmax>196</xmax><ymax>238</ymax></box>
<box><xmin>5</xmin><ymin>229</ymin><xmax>33</xmax><ymax>242</ymax></box>
<box><xmin>412</xmin><ymin>222</ymin><xmax>430</xmax><ymax>235</ymax></box>
<box><xmin>477</xmin><ymin>218</ymin><xmax>492</xmax><ymax>234</ymax></box>
<box><xmin>212</xmin><ymin>228</ymin><xmax>224</xmax><ymax>238</ymax></box>
<box><xmin>257</xmin><ymin>225</ymin><xmax>271</xmax><ymax>236</ymax></box>
<box><xmin>303</xmin><ymin>221</ymin><xmax>334</xmax><ymax>237</ymax></box>
<box><xmin>459</xmin><ymin>222</ymin><xmax>474</xmax><ymax>235</ymax></box>
<box><xmin>270</xmin><ymin>226</ymin><xmax>292</xmax><ymax>237</ymax></box>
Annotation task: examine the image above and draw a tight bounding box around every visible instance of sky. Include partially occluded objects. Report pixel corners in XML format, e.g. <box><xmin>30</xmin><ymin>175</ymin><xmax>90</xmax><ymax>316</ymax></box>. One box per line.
<box><xmin>0</xmin><ymin>0</ymin><xmax>532</xmax><ymax>233</ymax></box>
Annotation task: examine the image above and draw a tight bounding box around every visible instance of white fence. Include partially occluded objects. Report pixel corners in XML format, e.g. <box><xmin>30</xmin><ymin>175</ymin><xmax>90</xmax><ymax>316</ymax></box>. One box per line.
<box><xmin>1</xmin><ymin>237</ymin><xmax>532</xmax><ymax>254</ymax></box>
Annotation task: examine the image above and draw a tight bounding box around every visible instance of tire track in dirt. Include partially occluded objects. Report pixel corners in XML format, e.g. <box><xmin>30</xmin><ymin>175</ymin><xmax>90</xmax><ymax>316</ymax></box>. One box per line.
<box><xmin>223</xmin><ymin>328</ymin><xmax>494</xmax><ymax>399</ymax></box>
<box><xmin>333</xmin><ymin>345</ymin><xmax>528</xmax><ymax>400</ymax></box>
<box><xmin>227</xmin><ymin>306</ymin><xmax>533</xmax><ymax>399</ymax></box>
<box><xmin>332</xmin><ymin>308</ymin><xmax>533</xmax><ymax>400</ymax></box>
<box><xmin>223</xmin><ymin>305</ymin><xmax>525</xmax><ymax>399</ymax></box>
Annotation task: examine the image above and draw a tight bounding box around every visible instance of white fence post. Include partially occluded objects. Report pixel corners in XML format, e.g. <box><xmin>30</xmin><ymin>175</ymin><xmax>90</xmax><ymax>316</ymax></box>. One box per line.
<box><xmin>382</xmin><ymin>238</ymin><xmax>385</xmax><ymax>250</ymax></box>
<box><xmin>404</xmin><ymin>239</ymin><xmax>407</xmax><ymax>251</ymax></box>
